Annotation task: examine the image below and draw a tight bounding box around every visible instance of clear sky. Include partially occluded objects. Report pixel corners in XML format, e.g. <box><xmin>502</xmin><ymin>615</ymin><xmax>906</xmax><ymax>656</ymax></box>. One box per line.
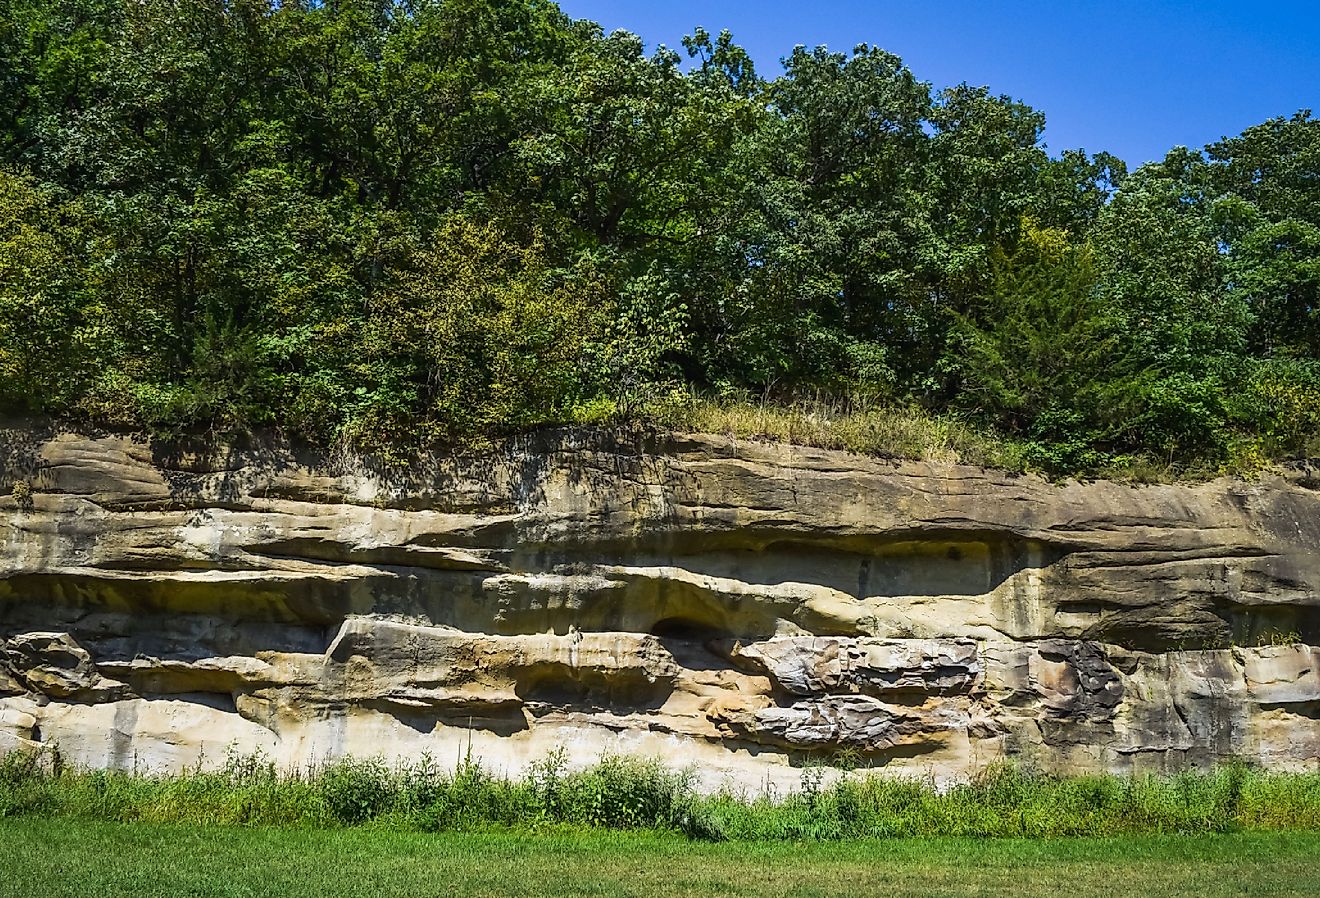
<box><xmin>555</xmin><ymin>0</ymin><xmax>1318</xmax><ymax>168</ymax></box>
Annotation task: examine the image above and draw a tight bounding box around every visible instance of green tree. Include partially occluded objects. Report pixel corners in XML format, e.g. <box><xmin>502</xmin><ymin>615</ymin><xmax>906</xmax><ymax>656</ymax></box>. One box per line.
<box><xmin>0</xmin><ymin>168</ymin><xmax>86</xmax><ymax>411</ymax></box>
<box><xmin>1089</xmin><ymin>149</ymin><xmax>1250</xmax><ymax>456</ymax></box>
<box><xmin>950</xmin><ymin>220</ymin><xmax>1130</xmax><ymax>470</ymax></box>
<box><xmin>347</xmin><ymin>216</ymin><xmax>611</xmax><ymax>446</ymax></box>
<box><xmin>1207</xmin><ymin>111</ymin><xmax>1320</xmax><ymax>357</ymax></box>
<box><xmin>0</xmin><ymin>0</ymin><xmax>119</xmax><ymax>171</ymax></box>
<box><xmin>706</xmin><ymin>44</ymin><xmax>932</xmax><ymax>391</ymax></box>
<box><xmin>1034</xmin><ymin>148</ymin><xmax>1126</xmax><ymax>237</ymax></box>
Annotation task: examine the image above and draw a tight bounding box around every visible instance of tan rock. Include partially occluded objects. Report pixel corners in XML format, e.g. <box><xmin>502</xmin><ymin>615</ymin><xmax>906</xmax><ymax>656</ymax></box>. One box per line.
<box><xmin>0</xmin><ymin>697</ymin><xmax>46</xmax><ymax>756</ymax></box>
<box><xmin>3</xmin><ymin>632</ymin><xmax>127</xmax><ymax>701</ymax></box>
<box><xmin>96</xmin><ymin>656</ymin><xmax>286</xmax><ymax>695</ymax></box>
<box><xmin>36</xmin><ymin>698</ymin><xmax>279</xmax><ymax>772</ymax></box>
<box><xmin>1243</xmin><ymin>645</ymin><xmax>1320</xmax><ymax>705</ymax></box>
<box><xmin>0</xmin><ymin>661</ymin><xmax>28</xmax><ymax>696</ymax></box>
<box><xmin>3</xmin><ymin>425</ymin><xmax>1320</xmax><ymax>783</ymax></box>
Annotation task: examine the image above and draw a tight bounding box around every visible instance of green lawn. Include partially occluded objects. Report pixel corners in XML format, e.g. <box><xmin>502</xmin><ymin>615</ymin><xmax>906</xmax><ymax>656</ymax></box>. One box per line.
<box><xmin>0</xmin><ymin>819</ymin><xmax>1316</xmax><ymax>898</ymax></box>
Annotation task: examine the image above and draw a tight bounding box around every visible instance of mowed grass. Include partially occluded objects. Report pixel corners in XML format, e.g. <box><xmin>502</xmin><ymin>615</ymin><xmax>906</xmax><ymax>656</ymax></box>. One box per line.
<box><xmin>1</xmin><ymin>817</ymin><xmax>1317</xmax><ymax>898</ymax></box>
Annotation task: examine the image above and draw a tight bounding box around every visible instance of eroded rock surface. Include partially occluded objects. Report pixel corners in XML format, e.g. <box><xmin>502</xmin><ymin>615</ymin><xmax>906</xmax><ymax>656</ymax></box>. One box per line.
<box><xmin>728</xmin><ymin>636</ymin><xmax>981</xmax><ymax>697</ymax></box>
<box><xmin>2</xmin><ymin>425</ymin><xmax>1319</xmax><ymax>787</ymax></box>
<box><xmin>4</xmin><ymin>631</ymin><xmax>126</xmax><ymax>701</ymax></box>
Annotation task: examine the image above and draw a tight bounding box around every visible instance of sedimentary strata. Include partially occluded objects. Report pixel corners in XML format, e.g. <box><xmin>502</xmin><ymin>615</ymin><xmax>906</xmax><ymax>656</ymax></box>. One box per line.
<box><xmin>2</xmin><ymin>425</ymin><xmax>1318</xmax><ymax>787</ymax></box>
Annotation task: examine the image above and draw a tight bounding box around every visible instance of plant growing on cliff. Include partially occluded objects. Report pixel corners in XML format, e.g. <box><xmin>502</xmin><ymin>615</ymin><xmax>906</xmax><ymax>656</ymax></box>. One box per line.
<box><xmin>9</xmin><ymin>479</ymin><xmax>33</xmax><ymax>512</ymax></box>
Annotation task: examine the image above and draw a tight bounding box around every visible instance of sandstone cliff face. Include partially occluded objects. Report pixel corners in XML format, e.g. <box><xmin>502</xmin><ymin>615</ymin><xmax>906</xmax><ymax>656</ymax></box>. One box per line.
<box><xmin>2</xmin><ymin>425</ymin><xmax>1319</xmax><ymax>787</ymax></box>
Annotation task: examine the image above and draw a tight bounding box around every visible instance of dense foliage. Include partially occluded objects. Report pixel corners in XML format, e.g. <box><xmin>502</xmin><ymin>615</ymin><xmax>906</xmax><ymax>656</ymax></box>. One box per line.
<box><xmin>4</xmin><ymin>748</ymin><xmax>1320</xmax><ymax>840</ymax></box>
<box><xmin>2</xmin><ymin>0</ymin><xmax>1318</xmax><ymax>473</ymax></box>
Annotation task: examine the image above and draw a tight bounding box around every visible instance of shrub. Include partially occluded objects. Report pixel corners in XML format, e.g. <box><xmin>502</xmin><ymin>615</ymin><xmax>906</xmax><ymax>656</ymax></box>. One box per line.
<box><xmin>319</xmin><ymin>758</ymin><xmax>395</xmax><ymax>825</ymax></box>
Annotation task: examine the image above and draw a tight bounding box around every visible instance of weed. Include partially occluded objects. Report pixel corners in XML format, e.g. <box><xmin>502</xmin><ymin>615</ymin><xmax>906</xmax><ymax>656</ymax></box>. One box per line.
<box><xmin>3</xmin><ymin>749</ymin><xmax>1319</xmax><ymax>841</ymax></box>
<box><xmin>9</xmin><ymin>479</ymin><xmax>33</xmax><ymax>512</ymax></box>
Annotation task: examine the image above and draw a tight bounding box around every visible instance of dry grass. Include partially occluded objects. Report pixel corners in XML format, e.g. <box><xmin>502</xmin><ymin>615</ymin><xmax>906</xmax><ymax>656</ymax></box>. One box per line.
<box><xmin>640</xmin><ymin>392</ymin><xmax>1282</xmax><ymax>484</ymax></box>
<box><xmin>646</xmin><ymin>393</ymin><xmax>1030</xmax><ymax>471</ymax></box>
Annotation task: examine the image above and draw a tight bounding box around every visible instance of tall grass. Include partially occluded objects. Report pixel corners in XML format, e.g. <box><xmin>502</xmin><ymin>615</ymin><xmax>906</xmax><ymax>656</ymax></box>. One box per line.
<box><xmin>638</xmin><ymin>391</ymin><xmax>1272</xmax><ymax>482</ymax></box>
<box><xmin>684</xmin><ymin>762</ymin><xmax>1320</xmax><ymax>840</ymax></box>
<box><xmin>645</xmin><ymin>391</ymin><xmax>1031</xmax><ymax>471</ymax></box>
<box><xmin>4</xmin><ymin>748</ymin><xmax>1318</xmax><ymax>840</ymax></box>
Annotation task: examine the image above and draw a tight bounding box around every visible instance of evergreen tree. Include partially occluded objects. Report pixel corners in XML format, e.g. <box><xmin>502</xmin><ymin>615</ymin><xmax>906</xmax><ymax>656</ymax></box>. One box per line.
<box><xmin>950</xmin><ymin>221</ymin><xmax>1132</xmax><ymax>469</ymax></box>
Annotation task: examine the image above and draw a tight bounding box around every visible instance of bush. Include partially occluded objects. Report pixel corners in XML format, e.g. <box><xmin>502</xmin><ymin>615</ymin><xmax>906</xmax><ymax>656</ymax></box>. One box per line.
<box><xmin>562</xmin><ymin>755</ymin><xmax>695</xmax><ymax>830</ymax></box>
<box><xmin>1231</xmin><ymin>358</ymin><xmax>1320</xmax><ymax>458</ymax></box>
<box><xmin>319</xmin><ymin>758</ymin><xmax>396</xmax><ymax>825</ymax></box>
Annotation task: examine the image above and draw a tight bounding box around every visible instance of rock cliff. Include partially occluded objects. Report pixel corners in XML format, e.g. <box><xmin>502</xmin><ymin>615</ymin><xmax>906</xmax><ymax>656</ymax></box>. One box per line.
<box><xmin>2</xmin><ymin>424</ymin><xmax>1319</xmax><ymax>787</ymax></box>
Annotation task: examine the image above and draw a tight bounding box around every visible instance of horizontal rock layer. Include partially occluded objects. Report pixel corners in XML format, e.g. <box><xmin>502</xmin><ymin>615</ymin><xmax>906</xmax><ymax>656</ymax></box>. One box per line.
<box><xmin>2</xmin><ymin>425</ymin><xmax>1319</xmax><ymax>786</ymax></box>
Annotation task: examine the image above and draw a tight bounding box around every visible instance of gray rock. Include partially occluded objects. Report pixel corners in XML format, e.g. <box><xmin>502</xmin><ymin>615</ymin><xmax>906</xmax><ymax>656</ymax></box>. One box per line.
<box><xmin>730</xmin><ymin>637</ymin><xmax>980</xmax><ymax>696</ymax></box>
<box><xmin>716</xmin><ymin>694</ymin><xmax>967</xmax><ymax>751</ymax></box>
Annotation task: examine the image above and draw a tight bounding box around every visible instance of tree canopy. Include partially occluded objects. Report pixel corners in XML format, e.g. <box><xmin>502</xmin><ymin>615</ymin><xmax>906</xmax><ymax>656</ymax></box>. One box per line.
<box><xmin>1</xmin><ymin>0</ymin><xmax>1317</xmax><ymax>473</ymax></box>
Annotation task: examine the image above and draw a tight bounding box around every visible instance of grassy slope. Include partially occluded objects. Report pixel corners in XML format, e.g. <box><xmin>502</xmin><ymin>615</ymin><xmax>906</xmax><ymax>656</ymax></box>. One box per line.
<box><xmin>1</xmin><ymin>819</ymin><xmax>1316</xmax><ymax>898</ymax></box>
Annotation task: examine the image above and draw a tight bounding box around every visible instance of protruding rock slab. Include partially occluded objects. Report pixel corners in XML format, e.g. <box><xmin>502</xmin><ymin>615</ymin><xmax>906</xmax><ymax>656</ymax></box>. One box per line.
<box><xmin>325</xmin><ymin>618</ymin><xmax>680</xmax><ymax>708</ymax></box>
<box><xmin>3</xmin><ymin>632</ymin><xmax>126</xmax><ymax>702</ymax></box>
<box><xmin>96</xmin><ymin>656</ymin><xmax>287</xmax><ymax>696</ymax></box>
<box><xmin>729</xmin><ymin>637</ymin><xmax>980</xmax><ymax>697</ymax></box>
<box><xmin>713</xmin><ymin>694</ymin><xmax>968</xmax><ymax>752</ymax></box>
<box><xmin>1244</xmin><ymin>645</ymin><xmax>1320</xmax><ymax>705</ymax></box>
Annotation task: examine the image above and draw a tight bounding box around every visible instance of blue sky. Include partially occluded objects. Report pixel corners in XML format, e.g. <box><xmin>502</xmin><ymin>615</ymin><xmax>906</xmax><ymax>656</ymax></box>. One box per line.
<box><xmin>556</xmin><ymin>1</ymin><xmax>1318</xmax><ymax>168</ymax></box>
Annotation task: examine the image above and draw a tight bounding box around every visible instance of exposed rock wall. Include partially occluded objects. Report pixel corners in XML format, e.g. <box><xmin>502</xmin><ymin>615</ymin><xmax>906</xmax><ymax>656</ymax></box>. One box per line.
<box><xmin>2</xmin><ymin>425</ymin><xmax>1319</xmax><ymax>787</ymax></box>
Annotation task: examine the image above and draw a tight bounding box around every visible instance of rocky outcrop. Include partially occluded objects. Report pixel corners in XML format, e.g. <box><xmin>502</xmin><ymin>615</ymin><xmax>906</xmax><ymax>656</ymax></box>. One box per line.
<box><xmin>727</xmin><ymin>637</ymin><xmax>981</xmax><ymax>696</ymax></box>
<box><xmin>2</xmin><ymin>424</ymin><xmax>1319</xmax><ymax>787</ymax></box>
<box><xmin>4</xmin><ymin>631</ymin><xmax>128</xmax><ymax>701</ymax></box>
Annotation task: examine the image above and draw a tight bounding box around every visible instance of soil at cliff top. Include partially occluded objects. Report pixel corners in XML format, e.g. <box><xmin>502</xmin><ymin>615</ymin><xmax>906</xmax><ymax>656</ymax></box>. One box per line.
<box><xmin>0</xmin><ymin>819</ymin><xmax>1316</xmax><ymax>898</ymax></box>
